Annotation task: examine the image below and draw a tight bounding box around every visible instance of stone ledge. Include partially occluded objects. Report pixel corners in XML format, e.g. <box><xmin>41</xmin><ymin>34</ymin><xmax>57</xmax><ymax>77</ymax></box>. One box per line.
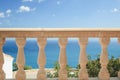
<box><xmin>5</xmin><ymin>77</ymin><xmax>120</xmax><ymax>80</ymax></box>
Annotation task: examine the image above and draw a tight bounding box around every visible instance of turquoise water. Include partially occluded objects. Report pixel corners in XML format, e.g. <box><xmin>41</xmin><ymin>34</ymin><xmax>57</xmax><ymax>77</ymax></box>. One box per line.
<box><xmin>3</xmin><ymin>38</ymin><xmax>120</xmax><ymax>68</ymax></box>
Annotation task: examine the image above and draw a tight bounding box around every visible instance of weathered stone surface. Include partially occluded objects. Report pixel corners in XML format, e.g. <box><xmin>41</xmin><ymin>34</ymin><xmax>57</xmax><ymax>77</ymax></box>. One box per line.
<box><xmin>37</xmin><ymin>38</ymin><xmax>47</xmax><ymax>80</ymax></box>
<box><xmin>15</xmin><ymin>38</ymin><xmax>26</xmax><ymax>80</ymax></box>
<box><xmin>78</xmin><ymin>37</ymin><xmax>88</xmax><ymax>80</ymax></box>
<box><xmin>59</xmin><ymin>38</ymin><xmax>68</xmax><ymax>80</ymax></box>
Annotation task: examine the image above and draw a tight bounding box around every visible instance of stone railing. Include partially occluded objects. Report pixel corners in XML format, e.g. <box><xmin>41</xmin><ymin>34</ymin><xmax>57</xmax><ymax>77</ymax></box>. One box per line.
<box><xmin>0</xmin><ymin>28</ymin><xmax>120</xmax><ymax>80</ymax></box>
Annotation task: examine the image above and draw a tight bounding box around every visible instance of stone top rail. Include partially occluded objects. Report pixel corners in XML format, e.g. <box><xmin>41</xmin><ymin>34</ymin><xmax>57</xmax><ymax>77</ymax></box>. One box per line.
<box><xmin>0</xmin><ymin>28</ymin><xmax>120</xmax><ymax>38</ymax></box>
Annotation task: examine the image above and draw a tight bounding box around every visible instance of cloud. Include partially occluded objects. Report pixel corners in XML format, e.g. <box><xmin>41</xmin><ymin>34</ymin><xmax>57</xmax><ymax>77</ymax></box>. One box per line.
<box><xmin>6</xmin><ymin>9</ymin><xmax>12</xmax><ymax>17</ymax></box>
<box><xmin>6</xmin><ymin>9</ymin><xmax>12</xmax><ymax>14</ymax></box>
<box><xmin>111</xmin><ymin>8</ymin><xmax>119</xmax><ymax>13</ymax></box>
<box><xmin>22</xmin><ymin>0</ymin><xmax>33</xmax><ymax>2</ymax></box>
<box><xmin>17</xmin><ymin>6</ymin><xmax>36</xmax><ymax>13</ymax></box>
<box><xmin>18</xmin><ymin>6</ymin><xmax>31</xmax><ymax>12</ymax></box>
<box><xmin>0</xmin><ymin>12</ymin><xmax>5</xmax><ymax>18</ymax></box>
<box><xmin>0</xmin><ymin>9</ymin><xmax>11</xmax><ymax>18</ymax></box>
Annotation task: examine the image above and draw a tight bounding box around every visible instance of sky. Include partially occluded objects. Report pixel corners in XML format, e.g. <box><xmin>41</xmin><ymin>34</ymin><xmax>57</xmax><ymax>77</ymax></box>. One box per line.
<box><xmin>0</xmin><ymin>0</ymin><xmax>120</xmax><ymax>28</ymax></box>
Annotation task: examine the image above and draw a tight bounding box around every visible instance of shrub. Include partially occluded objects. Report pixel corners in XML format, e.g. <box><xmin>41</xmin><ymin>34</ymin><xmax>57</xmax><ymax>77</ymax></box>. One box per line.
<box><xmin>77</xmin><ymin>56</ymin><xmax>120</xmax><ymax>77</ymax></box>
<box><xmin>13</xmin><ymin>63</ymin><xmax>32</xmax><ymax>71</ymax></box>
<box><xmin>53</xmin><ymin>55</ymin><xmax>120</xmax><ymax>77</ymax></box>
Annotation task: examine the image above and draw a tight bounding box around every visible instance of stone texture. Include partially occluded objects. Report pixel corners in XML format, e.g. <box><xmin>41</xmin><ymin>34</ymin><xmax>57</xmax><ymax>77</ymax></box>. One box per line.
<box><xmin>0</xmin><ymin>38</ymin><xmax>5</xmax><ymax>80</ymax></box>
<box><xmin>59</xmin><ymin>38</ymin><xmax>68</xmax><ymax>80</ymax></box>
<box><xmin>37</xmin><ymin>38</ymin><xmax>47</xmax><ymax>80</ymax></box>
<box><xmin>98</xmin><ymin>37</ymin><xmax>110</xmax><ymax>80</ymax></box>
<box><xmin>78</xmin><ymin>37</ymin><xmax>88</xmax><ymax>80</ymax></box>
<box><xmin>15</xmin><ymin>38</ymin><xmax>26</xmax><ymax>80</ymax></box>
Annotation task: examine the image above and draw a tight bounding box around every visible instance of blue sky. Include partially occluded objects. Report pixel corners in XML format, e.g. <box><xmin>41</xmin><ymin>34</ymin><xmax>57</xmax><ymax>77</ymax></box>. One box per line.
<box><xmin>0</xmin><ymin>0</ymin><xmax>120</xmax><ymax>28</ymax></box>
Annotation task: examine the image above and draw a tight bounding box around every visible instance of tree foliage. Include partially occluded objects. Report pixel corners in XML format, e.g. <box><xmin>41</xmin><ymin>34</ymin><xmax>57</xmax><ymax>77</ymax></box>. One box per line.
<box><xmin>13</xmin><ymin>63</ymin><xmax>32</xmax><ymax>71</ymax></box>
<box><xmin>77</xmin><ymin>56</ymin><xmax>120</xmax><ymax>77</ymax></box>
<box><xmin>52</xmin><ymin>55</ymin><xmax>120</xmax><ymax>78</ymax></box>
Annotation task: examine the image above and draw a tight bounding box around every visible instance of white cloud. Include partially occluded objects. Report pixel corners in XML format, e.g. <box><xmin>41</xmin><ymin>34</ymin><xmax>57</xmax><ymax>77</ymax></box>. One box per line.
<box><xmin>0</xmin><ymin>12</ymin><xmax>5</xmax><ymax>18</ymax></box>
<box><xmin>17</xmin><ymin>6</ymin><xmax>36</xmax><ymax>13</ymax></box>
<box><xmin>0</xmin><ymin>10</ymin><xmax>12</xmax><ymax>18</ymax></box>
<box><xmin>22</xmin><ymin>0</ymin><xmax>33</xmax><ymax>2</ymax></box>
<box><xmin>6</xmin><ymin>9</ymin><xmax>12</xmax><ymax>14</ymax></box>
<box><xmin>18</xmin><ymin>6</ymin><xmax>30</xmax><ymax>12</ymax></box>
<box><xmin>111</xmin><ymin>8</ymin><xmax>119</xmax><ymax>13</ymax></box>
<box><xmin>6</xmin><ymin>9</ymin><xmax>12</xmax><ymax>17</ymax></box>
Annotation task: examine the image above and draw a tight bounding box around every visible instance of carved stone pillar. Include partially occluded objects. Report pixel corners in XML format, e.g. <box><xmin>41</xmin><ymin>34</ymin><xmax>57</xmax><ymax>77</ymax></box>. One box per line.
<box><xmin>0</xmin><ymin>38</ymin><xmax>5</xmax><ymax>80</ymax></box>
<box><xmin>37</xmin><ymin>38</ymin><xmax>46</xmax><ymax>80</ymax></box>
<box><xmin>118</xmin><ymin>38</ymin><xmax>120</xmax><ymax>78</ymax></box>
<box><xmin>98</xmin><ymin>37</ymin><xmax>110</xmax><ymax>80</ymax></box>
<box><xmin>118</xmin><ymin>60</ymin><xmax>120</xmax><ymax>78</ymax></box>
<box><xmin>15</xmin><ymin>38</ymin><xmax>26</xmax><ymax>80</ymax></box>
<box><xmin>58</xmin><ymin>38</ymin><xmax>68</xmax><ymax>80</ymax></box>
<box><xmin>78</xmin><ymin>37</ymin><xmax>88</xmax><ymax>80</ymax></box>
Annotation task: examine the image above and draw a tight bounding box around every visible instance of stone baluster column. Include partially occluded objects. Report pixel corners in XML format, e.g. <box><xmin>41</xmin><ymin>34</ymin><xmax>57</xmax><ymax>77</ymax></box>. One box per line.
<box><xmin>118</xmin><ymin>38</ymin><xmax>120</xmax><ymax>78</ymax></box>
<box><xmin>98</xmin><ymin>37</ymin><xmax>110</xmax><ymax>80</ymax></box>
<box><xmin>0</xmin><ymin>38</ymin><xmax>5</xmax><ymax>80</ymax></box>
<box><xmin>15</xmin><ymin>38</ymin><xmax>26</xmax><ymax>80</ymax></box>
<box><xmin>78</xmin><ymin>37</ymin><xmax>88</xmax><ymax>80</ymax></box>
<box><xmin>58</xmin><ymin>38</ymin><xmax>68</xmax><ymax>80</ymax></box>
<box><xmin>37</xmin><ymin>38</ymin><xmax>46</xmax><ymax>80</ymax></box>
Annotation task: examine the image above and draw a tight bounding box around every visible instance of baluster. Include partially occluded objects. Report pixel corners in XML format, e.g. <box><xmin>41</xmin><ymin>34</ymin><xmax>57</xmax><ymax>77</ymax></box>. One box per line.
<box><xmin>78</xmin><ymin>37</ymin><xmax>88</xmax><ymax>80</ymax></box>
<box><xmin>0</xmin><ymin>38</ymin><xmax>5</xmax><ymax>80</ymax></box>
<box><xmin>118</xmin><ymin>58</ymin><xmax>120</xmax><ymax>78</ymax></box>
<box><xmin>58</xmin><ymin>38</ymin><xmax>68</xmax><ymax>80</ymax></box>
<box><xmin>118</xmin><ymin>38</ymin><xmax>120</xmax><ymax>78</ymax></box>
<box><xmin>15</xmin><ymin>38</ymin><xmax>26</xmax><ymax>80</ymax></box>
<box><xmin>37</xmin><ymin>38</ymin><xmax>46</xmax><ymax>80</ymax></box>
<box><xmin>98</xmin><ymin>37</ymin><xmax>110</xmax><ymax>80</ymax></box>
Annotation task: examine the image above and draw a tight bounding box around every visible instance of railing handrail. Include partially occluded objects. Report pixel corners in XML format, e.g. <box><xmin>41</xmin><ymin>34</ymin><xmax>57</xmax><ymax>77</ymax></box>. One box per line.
<box><xmin>0</xmin><ymin>28</ymin><xmax>120</xmax><ymax>38</ymax></box>
<box><xmin>1</xmin><ymin>28</ymin><xmax>120</xmax><ymax>31</ymax></box>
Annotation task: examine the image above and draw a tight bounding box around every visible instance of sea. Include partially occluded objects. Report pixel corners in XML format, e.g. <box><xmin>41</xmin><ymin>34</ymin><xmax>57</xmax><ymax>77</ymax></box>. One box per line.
<box><xmin>2</xmin><ymin>38</ymin><xmax>120</xmax><ymax>69</ymax></box>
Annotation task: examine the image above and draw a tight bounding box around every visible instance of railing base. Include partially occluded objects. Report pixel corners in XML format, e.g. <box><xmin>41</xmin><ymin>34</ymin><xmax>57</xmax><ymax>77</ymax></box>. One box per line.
<box><xmin>5</xmin><ymin>77</ymin><xmax>119</xmax><ymax>80</ymax></box>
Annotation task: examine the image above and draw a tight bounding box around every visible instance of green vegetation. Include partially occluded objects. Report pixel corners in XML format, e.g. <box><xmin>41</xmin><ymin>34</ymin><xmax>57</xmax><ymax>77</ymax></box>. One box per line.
<box><xmin>108</xmin><ymin>56</ymin><xmax>120</xmax><ymax>77</ymax></box>
<box><xmin>13</xmin><ymin>63</ymin><xmax>32</xmax><ymax>71</ymax></box>
<box><xmin>47</xmin><ymin>61</ymin><xmax>74</xmax><ymax>78</ymax></box>
<box><xmin>13</xmin><ymin>55</ymin><xmax>120</xmax><ymax>78</ymax></box>
<box><xmin>47</xmin><ymin>55</ymin><xmax>120</xmax><ymax>78</ymax></box>
<box><xmin>76</xmin><ymin>54</ymin><xmax>101</xmax><ymax>77</ymax></box>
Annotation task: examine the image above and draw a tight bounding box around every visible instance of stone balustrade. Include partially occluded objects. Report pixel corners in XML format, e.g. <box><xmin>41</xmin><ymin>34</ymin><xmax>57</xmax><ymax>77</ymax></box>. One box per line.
<box><xmin>0</xmin><ymin>28</ymin><xmax>120</xmax><ymax>80</ymax></box>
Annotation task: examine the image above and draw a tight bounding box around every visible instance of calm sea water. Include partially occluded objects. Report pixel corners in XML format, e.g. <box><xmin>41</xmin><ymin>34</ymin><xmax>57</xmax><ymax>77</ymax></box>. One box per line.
<box><xmin>3</xmin><ymin>38</ymin><xmax>120</xmax><ymax>68</ymax></box>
